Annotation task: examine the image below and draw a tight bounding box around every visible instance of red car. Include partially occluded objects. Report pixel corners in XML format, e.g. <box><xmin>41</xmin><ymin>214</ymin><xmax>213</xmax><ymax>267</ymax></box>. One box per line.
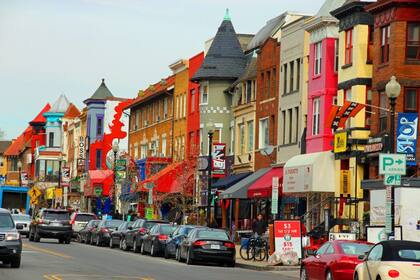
<box><xmin>300</xmin><ymin>240</ymin><xmax>373</xmax><ymax>280</ymax></box>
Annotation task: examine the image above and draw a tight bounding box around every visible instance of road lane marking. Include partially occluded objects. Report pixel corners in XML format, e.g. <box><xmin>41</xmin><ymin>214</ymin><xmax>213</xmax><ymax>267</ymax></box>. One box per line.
<box><xmin>53</xmin><ymin>275</ymin><xmax>155</xmax><ymax>279</ymax></box>
<box><xmin>24</xmin><ymin>243</ymin><xmax>72</xmax><ymax>259</ymax></box>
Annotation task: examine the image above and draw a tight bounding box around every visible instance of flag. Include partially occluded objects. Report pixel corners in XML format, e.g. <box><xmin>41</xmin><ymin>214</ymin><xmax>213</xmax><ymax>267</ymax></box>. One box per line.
<box><xmin>326</xmin><ymin>105</ymin><xmax>341</xmax><ymax>130</ymax></box>
<box><xmin>326</xmin><ymin>101</ymin><xmax>366</xmax><ymax>130</ymax></box>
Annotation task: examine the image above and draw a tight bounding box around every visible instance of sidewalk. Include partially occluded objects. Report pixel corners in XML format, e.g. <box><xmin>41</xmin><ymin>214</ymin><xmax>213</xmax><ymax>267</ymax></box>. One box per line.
<box><xmin>235</xmin><ymin>245</ymin><xmax>300</xmax><ymax>272</ymax></box>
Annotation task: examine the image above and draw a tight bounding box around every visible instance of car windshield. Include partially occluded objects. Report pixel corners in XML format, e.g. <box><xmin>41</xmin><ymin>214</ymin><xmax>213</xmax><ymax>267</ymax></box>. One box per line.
<box><xmin>75</xmin><ymin>214</ymin><xmax>95</xmax><ymax>222</ymax></box>
<box><xmin>398</xmin><ymin>250</ymin><xmax>420</xmax><ymax>262</ymax></box>
<box><xmin>160</xmin><ymin>225</ymin><xmax>177</xmax><ymax>235</ymax></box>
<box><xmin>12</xmin><ymin>214</ymin><xmax>30</xmax><ymax>221</ymax></box>
<box><xmin>88</xmin><ymin>220</ymin><xmax>100</xmax><ymax>227</ymax></box>
<box><xmin>197</xmin><ymin>230</ymin><xmax>229</xmax><ymax>240</ymax></box>
<box><xmin>340</xmin><ymin>243</ymin><xmax>373</xmax><ymax>256</ymax></box>
<box><xmin>0</xmin><ymin>213</ymin><xmax>14</xmax><ymax>228</ymax></box>
<box><xmin>145</xmin><ymin>221</ymin><xmax>164</xmax><ymax>229</ymax></box>
<box><xmin>43</xmin><ymin>211</ymin><xmax>69</xmax><ymax>221</ymax></box>
<box><xmin>180</xmin><ymin>227</ymin><xmax>194</xmax><ymax>236</ymax></box>
<box><xmin>105</xmin><ymin>220</ymin><xmax>123</xmax><ymax>228</ymax></box>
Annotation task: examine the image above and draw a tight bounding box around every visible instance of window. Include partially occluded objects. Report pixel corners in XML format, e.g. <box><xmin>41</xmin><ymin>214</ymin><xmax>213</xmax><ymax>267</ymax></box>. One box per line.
<box><xmin>259</xmin><ymin>118</ymin><xmax>269</xmax><ymax>149</ymax></box>
<box><xmin>334</xmin><ymin>39</ymin><xmax>339</xmax><ymax>72</ymax></box>
<box><xmin>283</xmin><ymin>64</ymin><xmax>287</xmax><ymax>94</ymax></box>
<box><xmin>366</xmin><ymin>88</ymin><xmax>372</xmax><ymax>129</ymax></box>
<box><xmin>407</xmin><ymin>23</ymin><xmax>420</xmax><ymax>60</ymax></box>
<box><xmin>246</xmin><ymin>80</ymin><xmax>252</xmax><ymax>103</ymax></box>
<box><xmin>381</xmin><ymin>25</ymin><xmax>390</xmax><ymax>63</ymax></box>
<box><xmin>141</xmin><ymin>144</ymin><xmax>148</xmax><ymax>159</ymax></box>
<box><xmin>96</xmin><ymin>117</ymin><xmax>103</xmax><ymax>137</ymax></box>
<box><xmin>200</xmin><ymin>129</ymin><xmax>204</xmax><ymax>154</ymax></box>
<box><xmin>239</xmin><ymin>123</ymin><xmax>245</xmax><ymax>154</ymax></box>
<box><xmin>345</xmin><ymin>29</ymin><xmax>353</xmax><ymax>65</ymax></box>
<box><xmin>247</xmin><ymin>121</ymin><xmax>254</xmax><ymax>152</ymax></box>
<box><xmin>49</xmin><ymin>132</ymin><xmax>54</xmax><ymax>147</ymax></box>
<box><xmin>368</xmin><ymin>25</ymin><xmax>374</xmax><ymax>62</ymax></box>
<box><xmin>368</xmin><ymin>245</ymin><xmax>383</xmax><ymax>261</ymax></box>
<box><xmin>183</xmin><ymin>94</ymin><xmax>187</xmax><ymax>118</ymax></box>
<box><xmin>200</xmin><ymin>84</ymin><xmax>208</xmax><ymax>104</ymax></box>
<box><xmin>229</xmin><ymin>126</ymin><xmax>234</xmax><ymax>155</ymax></box>
<box><xmin>135</xmin><ymin>110</ymin><xmax>139</xmax><ymax>129</ymax></box>
<box><xmin>134</xmin><ymin>143</ymin><xmax>139</xmax><ymax>159</ymax></box>
<box><xmin>288</xmin><ymin>109</ymin><xmax>292</xmax><ymax>143</ymax></box>
<box><xmin>379</xmin><ymin>91</ymin><xmax>388</xmax><ymax>131</ymax></box>
<box><xmin>314</xmin><ymin>42</ymin><xmax>322</xmax><ymax>76</ymax></box>
<box><xmin>161</xmin><ymin>137</ymin><xmax>166</xmax><ymax>157</ymax></box>
<box><xmin>267</xmin><ymin>71</ymin><xmax>271</xmax><ymax>98</ymax></box>
<box><xmin>312</xmin><ymin>98</ymin><xmax>320</xmax><ymax>135</ymax></box>
<box><xmin>317</xmin><ymin>243</ymin><xmax>331</xmax><ymax>255</ymax></box>
<box><xmin>142</xmin><ymin>109</ymin><xmax>146</xmax><ymax>126</ymax></box>
<box><xmin>282</xmin><ymin>111</ymin><xmax>286</xmax><ymax>145</ymax></box>
<box><xmin>405</xmin><ymin>88</ymin><xmax>418</xmax><ymax>112</ymax></box>
<box><xmin>213</xmin><ymin>129</ymin><xmax>221</xmax><ymax>143</ymax></box>
<box><xmin>95</xmin><ymin>149</ymin><xmax>102</xmax><ymax>169</ymax></box>
<box><xmin>289</xmin><ymin>61</ymin><xmax>294</xmax><ymax>92</ymax></box>
<box><xmin>326</xmin><ymin>244</ymin><xmax>335</xmax><ymax>254</ymax></box>
<box><xmin>252</xmin><ymin>80</ymin><xmax>256</xmax><ymax>101</ymax></box>
<box><xmin>163</xmin><ymin>97</ymin><xmax>168</xmax><ymax>119</ymax></box>
<box><xmin>296</xmin><ymin>59</ymin><xmax>301</xmax><ymax>91</ymax></box>
<box><xmin>261</xmin><ymin>73</ymin><xmax>265</xmax><ymax>97</ymax></box>
<box><xmin>190</xmin><ymin>89</ymin><xmax>196</xmax><ymax>113</ymax></box>
<box><xmin>295</xmin><ymin>107</ymin><xmax>299</xmax><ymax>142</ymax></box>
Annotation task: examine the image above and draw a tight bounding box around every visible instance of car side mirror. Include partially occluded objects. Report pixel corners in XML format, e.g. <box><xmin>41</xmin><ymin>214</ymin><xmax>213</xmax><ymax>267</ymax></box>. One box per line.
<box><xmin>16</xmin><ymin>224</ymin><xmax>23</xmax><ymax>230</ymax></box>
<box><xmin>358</xmin><ymin>253</ymin><xmax>368</xmax><ymax>261</ymax></box>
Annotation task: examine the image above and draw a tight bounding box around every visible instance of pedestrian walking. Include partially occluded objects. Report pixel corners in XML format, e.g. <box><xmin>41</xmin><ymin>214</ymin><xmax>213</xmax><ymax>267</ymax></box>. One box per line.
<box><xmin>252</xmin><ymin>214</ymin><xmax>267</xmax><ymax>237</ymax></box>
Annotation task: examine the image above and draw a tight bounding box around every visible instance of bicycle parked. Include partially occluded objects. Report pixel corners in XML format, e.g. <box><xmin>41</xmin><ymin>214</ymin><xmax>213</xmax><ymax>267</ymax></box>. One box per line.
<box><xmin>239</xmin><ymin>236</ymin><xmax>268</xmax><ymax>261</ymax></box>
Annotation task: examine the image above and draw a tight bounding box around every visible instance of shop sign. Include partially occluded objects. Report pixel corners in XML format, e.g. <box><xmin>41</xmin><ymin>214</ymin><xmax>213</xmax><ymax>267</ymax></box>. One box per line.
<box><xmin>397</xmin><ymin>113</ymin><xmax>418</xmax><ymax>166</ymax></box>
<box><xmin>21</xmin><ymin>172</ymin><xmax>28</xmax><ymax>186</ymax></box>
<box><xmin>212</xmin><ymin>143</ymin><xmax>226</xmax><ymax>178</ymax></box>
<box><xmin>379</xmin><ymin>153</ymin><xmax>406</xmax><ymax>175</ymax></box>
<box><xmin>334</xmin><ymin>132</ymin><xmax>347</xmax><ymax>153</ymax></box>
<box><xmin>79</xmin><ymin>136</ymin><xmax>85</xmax><ymax>160</ymax></box>
<box><xmin>62</xmin><ymin>167</ymin><xmax>70</xmax><ymax>183</ymax></box>
<box><xmin>274</xmin><ymin>220</ymin><xmax>302</xmax><ymax>259</ymax></box>
<box><xmin>115</xmin><ymin>159</ymin><xmax>127</xmax><ymax>172</ymax></box>
<box><xmin>385</xmin><ymin>186</ymin><xmax>392</xmax><ymax>234</ymax></box>
<box><xmin>271</xmin><ymin>177</ymin><xmax>279</xmax><ymax>215</ymax></box>
<box><xmin>283</xmin><ymin>165</ymin><xmax>313</xmax><ymax>193</ymax></box>
<box><xmin>364</xmin><ymin>137</ymin><xmax>385</xmax><ymax>153</ymax></box>
<box><xmin>329</xmin><ymin>232</ymin><xmax>356</xmax><ymax>241</ymax></box>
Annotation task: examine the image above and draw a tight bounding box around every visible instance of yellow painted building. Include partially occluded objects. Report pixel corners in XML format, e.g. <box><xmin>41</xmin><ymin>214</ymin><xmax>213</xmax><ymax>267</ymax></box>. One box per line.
<box><xmin>169</xmin><ymin>59</ymin><xmax>189</xmax><ymax>162</ymax></box>
<box><xmin>0</xmin><ymin>141</ymin><xmax>11</xmax><ymax>178</ymax></box>
<box><xmin>331</xmin><ymin>1</ymin><xmax>373</xmax><ymax>226</ymax></box>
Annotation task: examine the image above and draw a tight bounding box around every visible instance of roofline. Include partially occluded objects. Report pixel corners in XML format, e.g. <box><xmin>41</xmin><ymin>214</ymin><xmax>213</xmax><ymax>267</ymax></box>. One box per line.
<box><xmin>304</xmin><ymin>16</ymin><xmax>339</xmax><ymax>32</ymax></box>
<box><xmin>366</xmin><ymin>0</ymin><xmax>420</xmax><ymax>13</ymax></box>
<box><xmin>331</xmin><ymin>1</ymin><xmax>372</xmax><ymax>19</ymax></box>
<box><xmin>125</xmin><ymin>89</ymin><xmax>173</xmax><ymax>110</ymax></box>
<box><xmin>190</xmin><ymin>76</ymin><xmax>238</xmax><ymax>82</ymax></box>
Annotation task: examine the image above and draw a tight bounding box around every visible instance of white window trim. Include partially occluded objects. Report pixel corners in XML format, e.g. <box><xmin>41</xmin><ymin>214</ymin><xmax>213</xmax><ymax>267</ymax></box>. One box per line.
<box><xmin>312</xmin><ymin>98</ymin><xmax>320</xmax><ymax>136</ymax></box>
<box><xmin>258</xmin><ymin>117</ymin><xmax>269</xmax><ymax>149</ymax></box>
<box><xmin>199</xmin><ymin>81</ymin><xmax>209</xmax><ymax>105</ymax></box>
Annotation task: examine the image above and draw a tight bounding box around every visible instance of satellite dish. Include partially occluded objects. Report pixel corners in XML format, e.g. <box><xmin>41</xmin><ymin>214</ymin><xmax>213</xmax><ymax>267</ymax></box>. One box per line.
<box><xmin>261</xmin><ymin>145</ymin><xmax>275</xmax><ymax>156</ymax></box>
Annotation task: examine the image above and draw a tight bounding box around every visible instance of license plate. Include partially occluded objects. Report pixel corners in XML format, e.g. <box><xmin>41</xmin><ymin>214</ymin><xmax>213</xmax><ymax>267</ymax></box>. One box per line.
<box><xmin>210</xmin><ymin>245</ymin><xmax>220</xmax><ymax>250</ymax></box>
<box><xmin>51</xmin><ymin>223</ymin><xmax>61</xmax><ymax>227</ymax></box>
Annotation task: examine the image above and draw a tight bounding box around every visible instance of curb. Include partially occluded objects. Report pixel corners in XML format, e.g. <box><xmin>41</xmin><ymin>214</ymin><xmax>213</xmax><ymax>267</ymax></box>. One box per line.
<box><xmin>236</xmin><ymin>262</ymin><xmax>300</xmax><ymax>271</ymax></box>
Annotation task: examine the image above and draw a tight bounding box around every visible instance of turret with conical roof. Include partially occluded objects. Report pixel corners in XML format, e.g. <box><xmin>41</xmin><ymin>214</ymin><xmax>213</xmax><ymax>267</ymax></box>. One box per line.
<box><xmin>192</xmin><ymin>9</ymin><xmax>246</xmax><ymax>81</ymax></box>
<box><xmin>84</xmin><ymin>78</ymin><xmax>114</xmax><ymax>104</ymax></box>
<box><xmin>49</xmin><ymin>94</ymin><xmax>71</xmax><ymax>114</ymax></box>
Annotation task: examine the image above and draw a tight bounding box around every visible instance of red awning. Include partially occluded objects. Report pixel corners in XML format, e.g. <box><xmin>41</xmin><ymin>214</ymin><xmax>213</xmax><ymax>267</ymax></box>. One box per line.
<box><xmin>86</xmin><ymin>170</ymin><xmax>114</xmax><ymax>197</ymax></box>
<box><xmin>247</xmin><ymin>167</ymin><xmax>283</xmax><ymax>199</ymax></box>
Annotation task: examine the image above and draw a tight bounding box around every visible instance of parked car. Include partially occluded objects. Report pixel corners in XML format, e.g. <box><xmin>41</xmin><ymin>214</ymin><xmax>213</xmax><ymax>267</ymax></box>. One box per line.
<box><xmin>70</xmin><ymin>212</ymin><xmax>96</xmax><ymax>236</ymax></box>
<box><xmin>164</xmin><ymin>225</ymin><xmax>198</xmax><ymax>259</ymax></box>
<box><xmin>178</xmin><ymin>227</ymin><xmax>235</xmax><ymax>266</ymax></box>
<box><xmin>0</xmin><ymin>208</ymin><xmax>23</xmax><ymax>268</ymax></box>
<box><xmin>12</xmin><ymin>214</ymin><xmax>31</xmax><ymax>238</ymax></box>
<box><xmin>141</xmin><ymin>224</ymin><xmax>177</xmax><ymax>256</ymax></box>
<box><xmin>354</xmin><ymin>240</ymin><xmax>420</xmax><ymax>280</ymax></box>
<box><xmin>300</xmin><ymin>240</ymin><xmax>373</xmax><ymax>280</ymax></box>
<box><xmin>91</xmin><ymin>219</ymin><xmax>123</xmax><ymax>246</ymax></box>
<box><xmin>125</xmin><ymin>219</ymin><xmax>168</xmax><ymax>253</ymax></box>
<box><xmin>109</xmin><ymin>221</ymin><xmax>133</xmax><ymax>249</ymax></box>
<box><xmin>29</xmin><ymin>209</ymin><xmax>72</xmax><ymax>244</ymax></box>
<box><xmin>78</xmin><ymin>219</ymin><xmax>100</xmax><ymax>244</ymax></box>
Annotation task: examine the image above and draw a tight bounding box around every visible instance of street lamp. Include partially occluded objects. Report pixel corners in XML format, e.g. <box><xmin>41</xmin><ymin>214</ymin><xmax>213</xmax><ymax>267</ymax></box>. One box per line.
<box><xmin>58</xmin><ymin>155</ymin><xmax>63</xmax><ymax>209</ymax></box>
<box><xmin>17</xmin><ymin>160</ymin><xmax>22</xmax><ymax>186</ymax></box>
<box><xmin>206</xmin><ymin>121</ymin><xmax>214</xmax><ymax>226</ymax></box>
<box><xmin>385</xmin><ymin>75</ymin><xmax>401</xmax><ymax>240</ymax></box>
<box><xmin>112</xmin><ymin>141</ymin><xmax>119</xmax><ymax>215</ymax></box>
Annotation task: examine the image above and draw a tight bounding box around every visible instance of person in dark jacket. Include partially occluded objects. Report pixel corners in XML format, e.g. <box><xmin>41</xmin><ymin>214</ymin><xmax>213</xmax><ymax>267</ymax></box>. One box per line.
<box><xmin>252</xmin><ymin>214</ymin><xmax>267</xmax><ymax>237</ymax></box>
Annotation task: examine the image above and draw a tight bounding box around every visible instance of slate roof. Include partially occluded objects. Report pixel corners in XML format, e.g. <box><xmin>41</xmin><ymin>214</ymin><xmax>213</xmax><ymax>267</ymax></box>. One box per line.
<box><xmin>331</xmin><ymin>0</ymin><xmax>374</xmax><ymax>18</ymax></box>
<box><xmin>0</xmin><ymin>141</ymin><xmax>12</xmax><ymax>155</ymax></box>
<box><xmin>192</xmin><ymin>16</ymin><xmax>246</xmax><ymax>81</ymax></box>
<box><xmin>86</xmin><ymin>79</ymin><xmax>114</xmax><ymax>101</ymax></box>
<box><xmin>315</xmin><ymin>0</ymin><xmax>346</xmax><ymax>18</ymax></box>
<box><xmin>227</xmin><ymin>54</ymin><xmax>257</xmax><ymax>91</ymax></box>
<box><xmin>49</xmin><ymin>94</ymin><xmax>71</xmax><ymax>113</ymax></box>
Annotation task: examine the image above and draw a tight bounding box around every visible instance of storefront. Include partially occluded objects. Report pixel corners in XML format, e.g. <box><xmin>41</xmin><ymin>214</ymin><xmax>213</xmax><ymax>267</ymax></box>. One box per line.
<box><xmin>283</xmin><ymin>151</ymin><xmax>336</xmax><ymax>232</ymax></box>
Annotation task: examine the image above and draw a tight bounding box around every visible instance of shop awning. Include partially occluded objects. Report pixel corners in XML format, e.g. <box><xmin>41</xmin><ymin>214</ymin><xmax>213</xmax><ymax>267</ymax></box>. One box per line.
<box><xmin>86</xmin><ymin>170</ymin><xmax>114</xmax><ymax>197</ymax></box>
<box><xmin>283</xmin><ymin>151</ymin><xmax>336</xmax><ymax>193</ymax></box>
<box><xmin>247</xmin><ymin>167</ymin><xmax>283</xmax><ymax>198</ymax></box>
<box><xmin>220</xmin><ymin>168</ymin><xmax>270</xmax><ymax>199</ymax></box>
<box><xmin>212</xmin><ymin>172</ymin><xmax>252</xmax><ymax>190</ymax></box>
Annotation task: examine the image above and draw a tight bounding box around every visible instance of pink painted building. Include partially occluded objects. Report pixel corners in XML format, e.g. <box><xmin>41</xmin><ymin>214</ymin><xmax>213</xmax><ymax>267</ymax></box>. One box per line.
<box><xmin>305</xmin><ymin>0</ymin><xmax>344</xmax><ymax>153</ymax></box>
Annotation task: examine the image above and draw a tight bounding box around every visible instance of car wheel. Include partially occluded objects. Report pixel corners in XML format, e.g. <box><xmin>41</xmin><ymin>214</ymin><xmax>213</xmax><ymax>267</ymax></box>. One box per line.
<box><xmin>300</xmin><ymin>266</ymin><xmax>308</xmax><ymax>280</ymax></box>
<box><xmin>122</xmin><ymin>239</ymin><xmax>128</xmax><ymax>251</ymax></box>
<box><xmin>326</xmin><ymin>270</ymin><xmax>333</xmax><ymax>280</ymax></box>
<box><xmin>59</xmin><ymin>238</ymin><xmax>64</xmax><ymax>244</ymax></box>
<box><xmin>186</xmin><ymin>249</ymin><xmax>194</xmax><ymax>265</ymax></box>
<box><xmin>65</xmin><ymin>237</ymin><xmax>71</xmax><ymax>244</ymax></box>
<box><xmin>164</xmin><ymin>247</ymin><xmax>169</xmax><ymax>259</ymax></box>
<box><xmin>226</xmin><ymin>260</ymin><xmax>235</xmax><ymax>267</ymax></box>
<box><xmin>10</xmin><ymin>256</ymin><xmax>21</xmax><ymax>268</ymax></box>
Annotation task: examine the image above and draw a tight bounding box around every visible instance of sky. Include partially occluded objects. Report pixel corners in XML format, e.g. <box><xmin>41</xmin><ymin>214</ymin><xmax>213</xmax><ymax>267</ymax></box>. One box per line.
<box><xmin>0</xmin><ymin>0</ymin><xmax>324</xmax><ymax>140</ymax></box>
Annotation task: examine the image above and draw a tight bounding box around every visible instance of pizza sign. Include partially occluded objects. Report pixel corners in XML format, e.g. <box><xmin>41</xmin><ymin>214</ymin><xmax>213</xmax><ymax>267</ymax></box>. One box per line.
<box><xmin>274</xmin><ymin>220</ymin><xmax>302</xmax><ymax>259</ymax></box>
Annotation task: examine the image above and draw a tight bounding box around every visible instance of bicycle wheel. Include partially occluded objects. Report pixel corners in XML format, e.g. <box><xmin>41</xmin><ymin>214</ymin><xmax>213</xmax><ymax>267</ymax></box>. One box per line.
<box><xmin>239</xmin><ymin>244</ymin><xmax>254</xmax><ymax>260</ymax></box>
<box><xmin>254</xmin><ymin>245</ymin><xmax>267</xmax><ymax>261</ymax></box>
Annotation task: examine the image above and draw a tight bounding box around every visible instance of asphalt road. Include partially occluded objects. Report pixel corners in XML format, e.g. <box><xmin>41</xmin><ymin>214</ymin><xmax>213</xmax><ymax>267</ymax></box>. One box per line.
<box><xmin>0</xmin><ymin>238</ymin><xmax>299</xmax><ymax>280</ymax></box>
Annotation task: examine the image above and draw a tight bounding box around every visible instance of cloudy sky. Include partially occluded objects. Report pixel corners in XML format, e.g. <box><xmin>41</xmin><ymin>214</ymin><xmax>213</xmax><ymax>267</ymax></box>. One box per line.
<box><xmin>0</xmin><ymin>0</ymin><xmax>324</xmax><ymax>139</ymax></box>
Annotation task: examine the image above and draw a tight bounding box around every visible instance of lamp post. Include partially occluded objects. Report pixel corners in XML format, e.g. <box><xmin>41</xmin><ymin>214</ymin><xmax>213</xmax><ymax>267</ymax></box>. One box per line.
<box><xmin>385</xmin><ymin>75</ymin><xmax>401</xmax><ymax>240</ymax></box>
<box><xmin>112</xmin><ymin>142</ymin><xmax>119</xmax><ymax>215</ymax></box>
<box><xmin>207</xmin><ymin>128</ymin><xmax>214</xmax><ymax>227</ymax></box>
<box><xmin>17</xmin><ymin>160</ymin><xmax>22</xmax><ymax>186</ymax></box>
<box><xmin>58</xmin><ymin>155</ymin><xmax>63</xmax><ymax>208</ymax></box>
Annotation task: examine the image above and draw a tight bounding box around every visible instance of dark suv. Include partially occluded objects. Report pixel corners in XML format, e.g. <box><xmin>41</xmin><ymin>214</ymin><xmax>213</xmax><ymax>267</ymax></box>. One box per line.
<box><xmin>0</xmin><ymin>208</ymin><xmax>22</xmax><ymax>268</ymax></box>
<box><xmin>29</xmin><ymin>209</ymin><xmax>72</xmax><ymax>244</ymax></box>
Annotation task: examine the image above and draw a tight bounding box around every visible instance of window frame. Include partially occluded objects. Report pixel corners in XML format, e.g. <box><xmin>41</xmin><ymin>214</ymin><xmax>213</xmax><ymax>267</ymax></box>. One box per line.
<box><xmin>334</xmin><ymin>39</ymin><xmax>339</xmax><ymax>72</ymax></box>
<box><xmin>345</xmin><ymin>28</ymin><xmax>353</xmax><ymax>65</ymax></box>
<box><xmin>314</xmin><ymin>41</ymin><xmax>322</xmax><ymax>76</ymax></box>
<box><xmin>407</xmin><ymin>22</ymin><xmax>420</xmax><ymax>61</ymax></box>
<box><xmin>312</xmin><ymin>98</ymin><xmax>320</xmax><ymax>136</ymax></box>
<box><xmin>258</xmin><ymin>118</ymin><xmax>269</xmax><ymax>149</ymax></box>
<box><xmin>200</xmin><ymin>82</ymin><xmax>209</xmax><ymax>105</ymax></box>
<box><xmin>381</xmin><ymin>25</ymin><xmax>390</xmax><ymax>64</ymax></box>
<box><xmin>404</xmin><ymin>88</ymin><xmax>419</xmax><ymax>112</ymax></box>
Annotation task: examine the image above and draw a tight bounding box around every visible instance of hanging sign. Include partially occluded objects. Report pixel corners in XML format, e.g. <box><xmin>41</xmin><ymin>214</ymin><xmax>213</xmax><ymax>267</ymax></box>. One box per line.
<box><xmin>274</xmin><ymin>220</ymin><xmax>302</xmax><ymax>259</ymax></box>
<box><xmin>212</xmin><ymin>143</ymin><xmax>226</xmax><ymax>178</ymax></box>
<box><xmin>397</xmin><ymin>113</ymin><xmax>418</xmax><ymax>166</ymax></box>
<box><xmin>271</xmin><ymin>177</ymin><xmax>279</xmax><ymax>215</ymax></box>
<box><xmin>334</xmin><ymin>132</ymin><xmax>347</xmax><ymax>153</ymax></box>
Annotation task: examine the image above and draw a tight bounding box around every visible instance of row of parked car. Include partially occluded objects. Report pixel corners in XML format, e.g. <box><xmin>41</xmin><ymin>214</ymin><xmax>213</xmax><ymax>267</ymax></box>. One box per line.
<box><xmin>76</xmin><ymin>217</ymin><xmax>236</xmax><ymax>266</ymax></box>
